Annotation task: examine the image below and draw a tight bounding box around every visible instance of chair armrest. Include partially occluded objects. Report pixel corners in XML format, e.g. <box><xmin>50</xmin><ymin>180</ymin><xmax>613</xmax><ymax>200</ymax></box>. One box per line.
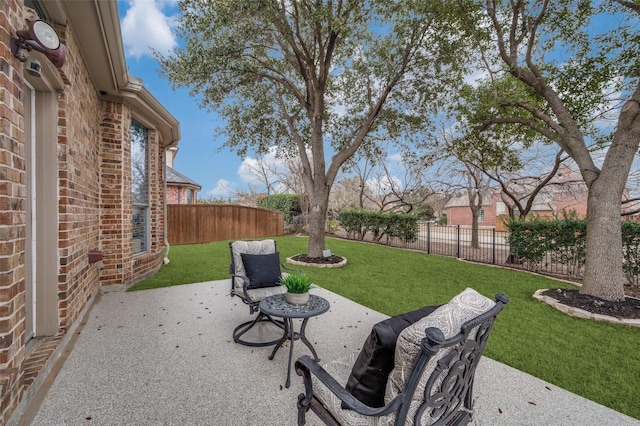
<box><xmin>230</xmin><ymin>273</ymin><xmax>254</xmax><ymax>300</ymax></box>
<box><xmin>295</xmin><ymin>355</ymin><xmax>402</xmax><ymax>418</ymax></box>
<box><xmin>281</xmin><ymin>262</ymin><xmax>302</xmax><ymax>274</ymax></box>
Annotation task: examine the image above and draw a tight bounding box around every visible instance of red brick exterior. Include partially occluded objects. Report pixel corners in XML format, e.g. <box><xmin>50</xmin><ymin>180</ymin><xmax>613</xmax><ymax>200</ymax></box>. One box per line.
<box><xmin>1</xmin><ymin>3</ymin><xmax>30</xmax><ymax>422</ymax></box>
<box><xmin>0</xmin><ymin>2</ymin><xmax>170</xmax><ymax>422</ymax></box>
<box><xmin>446</xmin><ymin>191</ymin><xmax>589</xmax><ymax>228</ymax></box>
<box><xmin>55</xmin><ymin>22</ymin><xmax>102</xmax><ymax>332</ymax></box>
<box><xmin>99</xmin><ymin>104</ymin><xmax>165</xmax><ymax>287</ymax></box>
<box><xmin>166</xmin><ymin>185</ymin><xmax>197</xmax><ymax>204</ymax></box>
<box><xmin>447</xmin><ymin>201</ymin><xmax>498</xmax><ymax>227</ymax></box>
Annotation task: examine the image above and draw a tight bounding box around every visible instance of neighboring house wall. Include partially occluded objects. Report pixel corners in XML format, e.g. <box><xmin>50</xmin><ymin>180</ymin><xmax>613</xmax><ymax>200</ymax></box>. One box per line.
<box><xmin>444</xmin><ymin>190</ymin><xmax>495</xmax><ymax>227</ymax></box>
<box><xmin>0</xmin><ymin>1</ymin><xmax>179</xmax><ymax>423</ymax></box>
<box><xmin>166</xmin><ymin>185</ymin><xmax>198</xmax><ymax>204</ymax></box>
<box><xmin>447</xmin><ymin>201</ymin><xmax>498</xmax><ymax>227</ymax></box>
<box><xmin>445</xmin><ymin>172</ymin><xmax>590</xmax><ymax>227</ymax></box>
<box><xmin>165</xmin><ymin>159</ymin><xmax>201</xmax><ymax>205</ymax></box>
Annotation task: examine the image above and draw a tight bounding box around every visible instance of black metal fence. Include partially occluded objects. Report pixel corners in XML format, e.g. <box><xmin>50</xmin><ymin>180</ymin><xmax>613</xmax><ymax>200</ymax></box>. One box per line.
<box><xmin>334</xmin><ymin>222</ymin><xmax>635</xmax><ymax>284</ymax></box>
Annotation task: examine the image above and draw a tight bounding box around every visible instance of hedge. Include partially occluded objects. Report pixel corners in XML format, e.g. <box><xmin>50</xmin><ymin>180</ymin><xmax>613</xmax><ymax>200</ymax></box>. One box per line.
<box><xmin>256</xmin><ymin>194</ymin><xmax>302</xmax><ymax>223</ymax></box>
<box><xmin>337</xmin><ymin>209</ymin><xmax>418</xmax><ymax>243</ymax></box>
<box><xmin>507</xmin><ymin>216</ymin><xmax>640</xmax><ymax>281</ymax></box>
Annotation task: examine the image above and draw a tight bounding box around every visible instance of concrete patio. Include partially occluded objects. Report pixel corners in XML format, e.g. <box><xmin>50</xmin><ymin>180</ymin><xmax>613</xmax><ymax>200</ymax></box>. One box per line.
<box><xmin>18</xmin><ymin>280</ymin><xmax>640</xmax><ymax>425</ymax></box>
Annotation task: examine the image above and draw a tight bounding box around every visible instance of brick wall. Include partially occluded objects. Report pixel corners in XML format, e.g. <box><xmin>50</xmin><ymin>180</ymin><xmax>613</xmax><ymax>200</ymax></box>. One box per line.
<box><xmin>0</xmin><ymin>1</ymin><xmax>30</xmax><ymax>421</ymax></box>
<box><xmin>167</xmin><ymin>185</ymin><xmax>179</xmax><ymax>204</ymax></box>
<box><xmin>447</xmin><ymin>204</ymin><xmax>497</xmax><ymax>227</ymax></box>
<box><xmin>0</xmin><ymin>1</ymin><xmax>168</xmax><ymax>421</ymax></box>
<box><xmin>100</xmin><ymin>106</ymin><xmax>165</xmax><ymax>287</ymax></box>
<box><xmin>55</xmin><ymin>22</ymin><xmax>102</xmax><ymax>331</ymax></box>
<box><xmin>100</xmin><ymin>102</ymin><xmax>130</xmax><ymax>285</ymax></box>
<box><xmin>167</xmin><ymin>185</ymin><xmax>196</xmax><ymax>205</ymax></box>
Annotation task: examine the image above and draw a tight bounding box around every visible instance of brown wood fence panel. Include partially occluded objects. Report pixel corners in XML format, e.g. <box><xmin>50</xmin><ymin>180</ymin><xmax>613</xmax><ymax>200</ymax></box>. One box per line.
<box><xmin>167</xmin><ymin>205</ymin><xmax>285</xmax><ymax>245</ymax></box>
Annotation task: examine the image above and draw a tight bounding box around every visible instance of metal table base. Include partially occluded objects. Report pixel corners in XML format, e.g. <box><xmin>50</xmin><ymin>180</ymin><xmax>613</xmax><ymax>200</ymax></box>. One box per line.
<box><xmin>259</xmin><ymin>294</ymin><xmax>330</xmax><ymax>388</ymax></box>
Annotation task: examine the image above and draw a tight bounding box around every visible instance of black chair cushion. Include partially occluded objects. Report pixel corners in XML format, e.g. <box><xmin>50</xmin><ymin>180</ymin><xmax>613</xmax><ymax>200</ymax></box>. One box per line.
<box><xmin>240</xmin><ymin>252</ymin><xmax>282</xmax><ymax>289</ymax></box>
<box><xmin>344</xmin><ymin>305</ymin><xmax>441</xmax><ymax>408</ymax></box>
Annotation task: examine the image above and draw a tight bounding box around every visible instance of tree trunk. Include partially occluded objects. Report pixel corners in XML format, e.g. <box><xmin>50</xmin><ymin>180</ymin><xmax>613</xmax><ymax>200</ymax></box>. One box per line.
<box><xmin>579</xmin><ymin>98</ymin><xmax>640</xmax><ymax>301</ymax></box>
<box><xmin>581</xmin><ymin>182</ymin><xmax>626</xmax><ymax>301</ymax></box>
<box><xmin>470</xmin><ymin>206</ymin><xmax>480</xmax><ymax>249</ymax></box>
<box><xmin>307</xmin><ymin>184</ymin><xmax>330</xmax><ymax>258</ymax></box>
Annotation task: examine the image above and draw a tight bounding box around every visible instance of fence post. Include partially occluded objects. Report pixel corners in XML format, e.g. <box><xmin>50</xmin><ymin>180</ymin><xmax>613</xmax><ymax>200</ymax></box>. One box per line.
<box><xmin>457</xmin><ymin>225</ymin><xmax>460</xmax><ymax>258</ymax></box>
<box><xmin>492</xmin><ymin>228</ymin><xmax>496</xmax><ymax>264</ymax></box>
<box><xmin>427</xmin><ymin>223</ymin><xmax>431</xmax><ymax>254</ymax></box>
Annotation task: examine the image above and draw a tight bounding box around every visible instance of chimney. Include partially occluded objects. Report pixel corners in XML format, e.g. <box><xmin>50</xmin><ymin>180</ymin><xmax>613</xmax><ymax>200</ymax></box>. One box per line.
<box><xmin>166</xmin><ymin>146</ymin><xmax>178</xmax><ymax>168</ymax></box>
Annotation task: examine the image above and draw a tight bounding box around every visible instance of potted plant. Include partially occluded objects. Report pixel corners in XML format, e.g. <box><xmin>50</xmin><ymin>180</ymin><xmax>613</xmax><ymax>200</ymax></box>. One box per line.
<box><xmin>279</xmin><ymin>273</ymin><xmax>312</xmax><ymax>305</ymax></box>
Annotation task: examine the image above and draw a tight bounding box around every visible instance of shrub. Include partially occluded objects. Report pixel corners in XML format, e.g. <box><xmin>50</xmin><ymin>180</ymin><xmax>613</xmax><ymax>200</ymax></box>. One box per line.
<box><xmin>257</xmin><ymin>194</ymin><xmax>303</xmax><ymax>223</ymax></box>
<box><xmin>507</xmin><ymin>215</ymin><xmax>640</xmax><ymax>281</ymax></box>
<box><xmin>622</xmin><ymin>221</ymin><xmax>640</xmax><ymax>284</ymax></box>
<box><xmin>337</xmin><ymin>209</ymin><xmax>418</xmax><ymax>243</ymax></box>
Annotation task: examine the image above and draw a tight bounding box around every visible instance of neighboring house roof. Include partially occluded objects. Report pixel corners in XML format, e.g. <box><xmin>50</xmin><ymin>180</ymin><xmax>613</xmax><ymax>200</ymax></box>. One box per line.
<box><xmin>445</xmin><ymin>167</ymin><xmax>589</xmax><ymax>211</ymax></box>
<box><xmin>444</xmin><ymin>189</ymin><xmax>495</xmax><ymax>208</ymax></box>
<box><xmin>445</xmin><ymin>187</ymin><xmax>567</xmax><ymax>212</ymax></box>
<box><xmin>166</xmin><ymin>166</ymin><xmax>202</xmax><ymax>190</ymax></box>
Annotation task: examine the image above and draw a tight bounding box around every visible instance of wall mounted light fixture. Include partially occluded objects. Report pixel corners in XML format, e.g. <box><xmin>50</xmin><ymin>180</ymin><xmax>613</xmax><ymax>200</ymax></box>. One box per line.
<box><xmin>10</xmin><ymin>20</ymin><xmax>66</xmax><ymax>68</ymax></box>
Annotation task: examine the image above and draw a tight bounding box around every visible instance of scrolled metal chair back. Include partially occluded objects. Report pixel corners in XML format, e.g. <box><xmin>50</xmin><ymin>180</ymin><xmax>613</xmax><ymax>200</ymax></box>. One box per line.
<box><xmin>396</xmin><ymin>294</ymin><xmax>508</xmax><ymax>426</ymax></box>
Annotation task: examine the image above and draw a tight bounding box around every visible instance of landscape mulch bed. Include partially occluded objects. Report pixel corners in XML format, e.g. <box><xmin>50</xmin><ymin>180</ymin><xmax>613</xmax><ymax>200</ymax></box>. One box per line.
<box><xmin>290</xmin><ymin>254</ymin><xmax>345</xmax><ymax>265</ymax></box>
<box><xmin>542</xmin><ymin>288</ymin><xmax>640</xmax><ymax>320</ymax></box>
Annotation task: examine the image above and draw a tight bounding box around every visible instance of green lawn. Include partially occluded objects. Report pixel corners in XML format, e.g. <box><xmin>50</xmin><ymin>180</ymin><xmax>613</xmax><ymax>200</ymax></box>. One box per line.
<box><xmin>130</xmin><ymin>236</ymin><xmax>640</xmax><ymax>420</ymax></box>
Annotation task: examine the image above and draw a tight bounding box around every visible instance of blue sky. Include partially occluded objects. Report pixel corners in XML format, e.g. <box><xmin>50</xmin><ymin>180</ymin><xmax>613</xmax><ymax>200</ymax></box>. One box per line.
<box><xmin>116</xmin><ymin>0</ymin><xmax>640</xmax><ymax>200</ymax></box>
<box><xmin>118</xmin><ymin>0</ymin><xmax>257</xmax><ymax>198</ymax></box>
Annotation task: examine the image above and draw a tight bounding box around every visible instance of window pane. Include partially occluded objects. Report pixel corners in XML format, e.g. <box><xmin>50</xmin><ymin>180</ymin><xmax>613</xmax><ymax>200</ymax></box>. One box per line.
<box><xmin>132</xmin><ymin>206</ymin><xmax>147</xmax><ymax>254</ymax></box>
<box><xmin>478</xmin><ymin>208</ymin><xmax>485</xmax><ymax>222</ymax></box>
<box><xmin>131</xmin><ymin>120</ymin><xmax>149</xmax><ymax>254</ymax></box>
<box><xmin>131</xmin><ymin>121</ymin><xmax>148</xmax><ymax>204</ymax></box>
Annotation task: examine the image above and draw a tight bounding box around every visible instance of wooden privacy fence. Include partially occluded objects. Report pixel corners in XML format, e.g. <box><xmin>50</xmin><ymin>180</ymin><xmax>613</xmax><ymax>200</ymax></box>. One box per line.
<box><xmin>167</xmin><ymin>205</ymin><xmax>284</xmax><ymax>245</ymax></box>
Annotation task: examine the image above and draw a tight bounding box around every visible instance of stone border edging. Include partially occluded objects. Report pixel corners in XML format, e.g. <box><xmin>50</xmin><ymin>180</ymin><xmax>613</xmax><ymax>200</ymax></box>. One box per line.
<box><xmin>286</xmin><ymin>255</ymin><xmax>347</xmax><ymax>269</ymax></box>
<box><xmin>533</xmin><ymin>289</ymin><xmax>640</xmax><ymax>327</ymax></box>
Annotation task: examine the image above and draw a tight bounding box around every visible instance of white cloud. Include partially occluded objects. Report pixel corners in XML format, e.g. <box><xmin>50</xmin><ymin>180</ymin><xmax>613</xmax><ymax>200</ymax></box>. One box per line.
<box><xmin>592</xmin><ymin>77</ymin><xmax>624</xmax><ymax>130</ymax></box>
<box><xmin>237</xmin><ymin>147</ymin><xmax>288</xmax><ymax>188</ymax></box>
<box><xmin>367</xmin><ymin>176</ymin><xmax>402</xmax><ymax>196</ymax></box>
<box><xmin>463</xmin><ymin>67</ymin><xmax>491</xmax><ymax>88</ymax></box>
<box><xmin>208</xmin><ymin>179</ymin><xmax>235</xmax><ymax>197</ymax></box>
<box><xmin>121</xmin><ymin>0</ymin><xmax>178</xmax><ymax>59</ymax></box>
<box><xmin>237</xmin><ymin>157</ymin><xmax>263</xmax><ymax>185</ymax></box>
<box><xmin>388</xmin><ymin>153</ymin><xmax>403</xmax><ymax>163</ymax></box>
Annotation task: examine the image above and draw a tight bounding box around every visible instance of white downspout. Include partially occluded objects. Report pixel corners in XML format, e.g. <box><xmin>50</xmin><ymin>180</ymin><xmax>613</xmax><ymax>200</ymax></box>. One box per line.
<box><xmin>162</xmin><ymin>147</ymin><xmax>171</xmax><ymax>264</ymax></box>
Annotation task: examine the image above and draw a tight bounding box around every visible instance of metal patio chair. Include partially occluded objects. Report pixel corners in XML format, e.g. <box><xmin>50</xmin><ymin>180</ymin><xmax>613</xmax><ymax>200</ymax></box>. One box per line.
<box><xmin>229</xmin><ymin>239</ymin><xmax>299</xmax><ymax>346</ymax></box>
<box><xmin>295</xmin><ymin>290</ymin><xmax>509</xmax><ymax>426</ymax></box>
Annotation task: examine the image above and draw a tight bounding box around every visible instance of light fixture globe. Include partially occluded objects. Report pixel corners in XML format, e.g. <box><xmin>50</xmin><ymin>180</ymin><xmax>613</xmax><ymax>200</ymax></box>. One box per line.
<box><xmin>11</xmin><ymin>19</ymin><xmax>66</xmax><ymax>68</ymax></box>
<box><xmin>29</xmin><ymin>20</ymin><xmax>60</xmax><ymax>50</ymax></box>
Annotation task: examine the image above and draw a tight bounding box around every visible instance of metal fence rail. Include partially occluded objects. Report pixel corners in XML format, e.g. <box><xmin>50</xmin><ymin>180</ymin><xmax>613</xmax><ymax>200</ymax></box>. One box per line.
<box><xmin>375</xmin><ymin>223</ymin><xmax>514</xmax><ymax>270</ymax></box>
<box><xmin>335</xmin><ymin>222</ymin><xmax>640</xmax><ymax>285</ymax></box>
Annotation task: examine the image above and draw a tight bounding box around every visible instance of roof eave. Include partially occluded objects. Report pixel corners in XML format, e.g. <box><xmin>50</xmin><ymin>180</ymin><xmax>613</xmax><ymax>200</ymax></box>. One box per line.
<box><xmin>61</xmin><ymin>0</ymin><xmax>180</xmax><ymax>147</ymax></box>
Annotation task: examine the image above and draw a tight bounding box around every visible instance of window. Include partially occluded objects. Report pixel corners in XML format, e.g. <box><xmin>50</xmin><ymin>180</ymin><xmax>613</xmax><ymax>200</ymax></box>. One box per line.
<box><xmin>496</xmin><ymin>201</ymin><xmax>505</xmax><ymax>215</ymax></box>
<box><xmin>131</xmin><ymin>121</ymin><xmax>149</xmax><ymax>254</ymax></box>
<box><xmin>187</xmin><ymin>188</ymin><xmax>193</xmax><ymax>204</ymax></box>
<box><xmin>478</xmin><ymin>208</ymin><xmax>485</xmax><ymax>223</ymax></box>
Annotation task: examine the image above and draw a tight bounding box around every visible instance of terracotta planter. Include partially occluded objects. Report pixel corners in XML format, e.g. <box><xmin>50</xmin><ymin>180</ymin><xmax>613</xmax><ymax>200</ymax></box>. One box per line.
<box><xmin>286</xmin><ymin>292</ymin><xmax>309</xmax><ymax>305</ymax></box>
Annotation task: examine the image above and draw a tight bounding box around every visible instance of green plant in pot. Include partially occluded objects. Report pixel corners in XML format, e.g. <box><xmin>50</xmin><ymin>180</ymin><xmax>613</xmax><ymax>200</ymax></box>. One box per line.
<box><xmin>279</xmin><ymin>273</ymin><xmax>312</xmax><ymax>305</ymax></box>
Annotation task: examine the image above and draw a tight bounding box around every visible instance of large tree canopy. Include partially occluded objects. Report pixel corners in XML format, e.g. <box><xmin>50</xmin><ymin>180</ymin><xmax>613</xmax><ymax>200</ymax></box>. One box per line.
<box><xmin>158</xmin><ymin>0</ymin><xmax>471</xmax><ymax>257</ymax></box>
<box><xmin>454</xmin><ymin>0</ymin><xmax>640</xmax><ymax>300</ymax></box>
